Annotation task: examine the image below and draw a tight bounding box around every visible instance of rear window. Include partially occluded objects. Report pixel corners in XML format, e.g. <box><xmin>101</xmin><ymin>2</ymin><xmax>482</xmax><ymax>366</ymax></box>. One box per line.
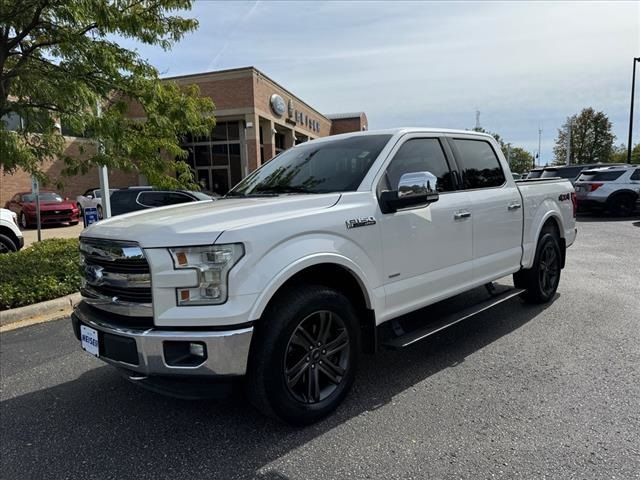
<box><xmin>526</xmin><ymin>170</ymin><xmax>543</xmax><ymax>179</ymax></box>
<box><xmin>541</xmin><ymin>167</ymin><xmax>583</xmax><ymax>180</ymax></box>
<box><xmin>453</xmin><ymin>139</ymin><xmax>506</xmax><ymax>189</ymax></box>
<box><xmin>577</xmin><ymin>170</ymin><xmax>625</xmax><ymax>182</ymax></box>
<box><xmin>631</xmin><ymin>169</ymin><xmax>640</xmax><ymax>180</ymax></box>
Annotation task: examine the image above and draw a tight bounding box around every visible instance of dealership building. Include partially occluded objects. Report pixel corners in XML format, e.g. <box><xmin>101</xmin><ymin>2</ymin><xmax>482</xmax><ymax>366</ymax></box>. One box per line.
<box><xmin>0</xmin><ymin>67</ymin><xmax>367</xmax><ymax>204</ymax></box>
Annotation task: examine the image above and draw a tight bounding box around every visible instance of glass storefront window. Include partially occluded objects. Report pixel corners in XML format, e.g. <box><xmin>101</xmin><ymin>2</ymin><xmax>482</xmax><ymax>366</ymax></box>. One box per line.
<box><xmin>194</xmin><ymin>145</ymin><xmax>210</xmax><ymax>166</ymax></box>
<box><xmin>212</xmin><ymin>144</ymin><xmax>229</xmax><ymax>166</ymax></box>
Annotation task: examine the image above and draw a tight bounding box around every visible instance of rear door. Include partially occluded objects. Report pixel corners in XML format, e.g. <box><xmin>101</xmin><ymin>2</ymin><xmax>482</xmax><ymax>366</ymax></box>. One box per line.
<box><xmin>448</xmin><ymin>136</ymin><xmax>523</xmax><ymax>283</ymax></box>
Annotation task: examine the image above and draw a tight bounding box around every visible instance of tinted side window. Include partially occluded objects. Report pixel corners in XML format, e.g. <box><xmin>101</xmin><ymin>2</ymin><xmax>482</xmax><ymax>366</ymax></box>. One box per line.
<box><xmin>630</xmin><ymin>169</ymin><xmax>640</xmax><ymax>180</ymax></box>
<box><xmin>453</xmin><ymin>139</ymin><xmax>506</xmax><ymax>189</ymax></box>
<box><xmin>578</xmin><ymin>171</ymin><xmax>625</xmax><ymax>182</ymax></box>
<box><xmin>384</xmin><ymin>138</ymin><xmax>455</xmax><ymax>192</ymax></box>
<box><xmin>163</xmin><ymin>192</ymin><xmax>193</xmax><ymax>205</ymax></box>
<box><xmin>137</xmin><ymin>191</ymin><xmax>167</xmax><ymax>207</ymax></box>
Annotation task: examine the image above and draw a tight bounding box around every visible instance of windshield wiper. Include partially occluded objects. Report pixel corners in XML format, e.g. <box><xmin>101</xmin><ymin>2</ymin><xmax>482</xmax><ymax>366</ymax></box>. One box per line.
<box><xmin>251</xmin><ymin>185</ymin><xmax>315</xmax><ymax>194</ymax></box>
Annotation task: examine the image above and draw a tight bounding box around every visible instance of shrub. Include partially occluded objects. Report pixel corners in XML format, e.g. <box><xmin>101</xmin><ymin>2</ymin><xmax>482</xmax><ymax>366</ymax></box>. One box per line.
<box><xmin>0</xmin><ymin>238</ymin><xmax>82</xmax><ymax>310</ymax></box>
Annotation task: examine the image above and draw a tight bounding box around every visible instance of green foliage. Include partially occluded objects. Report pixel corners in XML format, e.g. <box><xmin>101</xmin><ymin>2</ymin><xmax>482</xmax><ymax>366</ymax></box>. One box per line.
<box><xmin>553</xmin><ymin>108</ymin><xmax>615</xmax><ymax>164</ymax></box>
<box><xmin>472</xmin><ymin>127</ymin><xmax>532</xmax><ymax>174</ymax></box>
<box><xmin>506</xmin><ymin>146</ymin><xmax>533</xmax><ymax>174</ymax></box>
<box><xmin>0</xmin><ymin>0</ymin><xmax>215</xmax><ymax>190</ymax></box>
<box><xmin>611</xmin><ymin>143</ymin><xmax>640</xmax><ymax>164</ymax></box>
<box><xmin>0</xmin><ymin>238</ymin><xmax>82</xmax><ymax>310</ymax></box>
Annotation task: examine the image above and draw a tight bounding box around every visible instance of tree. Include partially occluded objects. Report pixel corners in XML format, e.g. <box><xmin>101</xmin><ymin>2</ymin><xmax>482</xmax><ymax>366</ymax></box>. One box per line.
<box><xmin>553</xmin><ymin>108</ymin><xmax>615</xmax><ymax>165</ymax></box>
<box><xmin>472</xmin><ymin>126</ymin><xmax>532</xmax><ymax>173</ymax></box>
<box><xmin>0</xmin><ymin>0</ymin><xmax>215</xmax><ymax>188</ymax></box>
<box><xmin>611</xmin><ymin>143</ymin><xmax>640</xmax><ymax>164</ymax></box>
<box><xmin>505</xmin><ymin>146</ymin><xmax>533</xmax><ymax>174</ymax></box>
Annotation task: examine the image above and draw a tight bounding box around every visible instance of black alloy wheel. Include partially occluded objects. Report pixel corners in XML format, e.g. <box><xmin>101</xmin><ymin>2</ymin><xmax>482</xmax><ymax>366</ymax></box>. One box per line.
<box><xmin>538</xmin><ymin>242</ymin><xmax>560</xmax><ymax>298</ymax></box>
<box><xmin>284</xmin><ymin>310</ymin><xmax>350</xmax><ymax>404</ymax></box>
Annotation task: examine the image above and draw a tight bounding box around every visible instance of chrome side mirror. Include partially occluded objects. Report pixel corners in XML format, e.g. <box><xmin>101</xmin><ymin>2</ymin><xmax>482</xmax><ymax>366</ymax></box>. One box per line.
<box><xmin>379</xmin><ymin>171</ymin><xmax>439</xmax><ymax>214</ymax></box>
<box><xmin>397</xmin><ymin>171</ymin><xmax>438</xmax><ymax>198</ymax></box>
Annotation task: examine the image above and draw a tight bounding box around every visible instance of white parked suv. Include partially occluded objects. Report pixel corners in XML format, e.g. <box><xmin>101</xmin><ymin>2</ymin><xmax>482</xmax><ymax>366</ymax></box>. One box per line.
<box><xmin>76</xmin><ymin>188</ymin><xmax>115</xmax><ymax>219</ymax></box>
<box><xmin>0</xmin><ymin>208</ymin><xmax>24</xmax><ymax>253</ymax></box>
<box><xmin>72</xmin><ymin>128</ymin><xmax>577</xmax><ymax>424</ymax></box>
<box><xmin>574</xmin><ymin>165</ymin><xmax>640</xmax><ymax>216</ymax></box>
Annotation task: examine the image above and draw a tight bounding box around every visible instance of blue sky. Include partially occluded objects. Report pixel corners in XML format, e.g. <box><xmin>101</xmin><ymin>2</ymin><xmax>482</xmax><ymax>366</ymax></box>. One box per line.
<box><xmin>123</xmin><ymin>1</ymin><xmax>639</xmax><ymax>164</ymax></box>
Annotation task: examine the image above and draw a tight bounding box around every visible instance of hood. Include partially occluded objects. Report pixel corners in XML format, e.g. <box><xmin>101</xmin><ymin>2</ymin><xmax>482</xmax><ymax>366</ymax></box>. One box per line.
<box><xmin>23</xmin><ymin>200</ymin><xmax>77</xmax><ymax>210</ymax></box>
<box><xmin>81</xmin><ymin>194</ymin><xmax>341</xmax><ymax>248</ymax></box>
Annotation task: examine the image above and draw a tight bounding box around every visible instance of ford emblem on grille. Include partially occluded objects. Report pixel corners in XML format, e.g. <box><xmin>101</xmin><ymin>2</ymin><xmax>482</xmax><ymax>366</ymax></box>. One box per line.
<box><xmin>85</xmin><ymin>265</ymin><xmax>104</xmax><ymax>285</ymax></box>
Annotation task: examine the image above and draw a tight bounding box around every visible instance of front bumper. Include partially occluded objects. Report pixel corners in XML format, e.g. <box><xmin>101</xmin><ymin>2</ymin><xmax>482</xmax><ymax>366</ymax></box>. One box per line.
<box><xmin>71</xmin><ymin>302</ymin><xmax>253</xmax><ymax>377</ymax></box>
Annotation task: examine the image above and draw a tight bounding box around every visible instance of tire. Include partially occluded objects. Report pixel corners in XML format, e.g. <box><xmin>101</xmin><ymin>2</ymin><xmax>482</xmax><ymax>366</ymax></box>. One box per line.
<box><xmin>0</xmin><ymin>234</ymin><xmax>17</xmax><ymax>254</ymax></box>
<box><xmin>246</xmin><ymin>284</ymin><xmax>360</xmax><ymax>425</ymax></box>
<box><xmin>97</xmin><ymin>205</ymin><xmax>103</xmax><ymax>219</ymax></box>
<box><xmin>607</xmin><ymin>193</ymin><xmax>637</xmax><ymax>217</ymax></box>
<box><xmin>19</xmin><ymin>212</ymin><xmax>30</xmax><ymax>229</ymax></box>
<box><xmin>514</xmin><ymin>228</ymin><xmax>562</xmax><ymax>304</ymax></box>
<box><xmin>70</xmin><ymin>221</ymin><xmax>79</xmax><ymax>226</ymax></box>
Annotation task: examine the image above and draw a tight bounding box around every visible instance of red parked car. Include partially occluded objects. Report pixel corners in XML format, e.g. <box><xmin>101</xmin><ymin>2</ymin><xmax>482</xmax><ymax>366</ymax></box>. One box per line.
<box><xmin>4</xmin><ymin>191</ymin><xmax>80</xmax><ymax>229</ymax></box>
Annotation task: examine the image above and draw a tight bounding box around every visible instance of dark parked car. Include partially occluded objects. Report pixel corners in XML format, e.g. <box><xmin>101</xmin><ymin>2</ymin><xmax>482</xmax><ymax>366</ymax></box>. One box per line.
<box><xmin>109</xmin><ymin>187</ymin><xmax>213</xmax><ymax>216</ymax></box>
<box><xmin>4</xmin><ymin>191</ymin><xmax>80</xmax><ymax>229</ymax></box>
<box><xmin>540</xmin><ymin>163</ymin><xmax>625</xmax><ymax>185</ymax></box>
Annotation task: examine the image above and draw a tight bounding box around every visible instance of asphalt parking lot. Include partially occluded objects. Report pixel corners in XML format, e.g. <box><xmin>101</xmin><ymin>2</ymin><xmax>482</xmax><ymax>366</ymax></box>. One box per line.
<box><xmin>1</xmin><ymin>216</ymin><xmax>639</xmax><ymax>480</ymax></box>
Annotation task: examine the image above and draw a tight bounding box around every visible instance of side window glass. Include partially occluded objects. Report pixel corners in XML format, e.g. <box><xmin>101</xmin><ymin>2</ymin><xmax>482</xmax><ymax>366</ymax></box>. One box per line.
<box><xmin>453</xmin><ymin>139</ymin><xmax>506</xmax><ymax>189</ymax></box>
<box><xmin>630</xmin><ymin>169</ymin><xmax>640</xmax><ymax>181</ymax></box>
<box><xmin>163</xmin><ymin>193</ymin><xmax>193</xmax><ymax>205</ymax></box>
<box><xmin>384</xmin><ymin>138</ymin><xmax>455</xmax><ymax>192</ymax></box>
<box><xmin>137</xmin><ymin>191</ymin><xmax>166</xmax><ymax>207</ymax></box>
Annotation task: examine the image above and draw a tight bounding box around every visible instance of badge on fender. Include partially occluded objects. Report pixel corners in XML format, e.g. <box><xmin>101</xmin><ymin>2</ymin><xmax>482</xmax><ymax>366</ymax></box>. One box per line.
<box><xmin>346</xmin><ymin>216</ymin><xmax>377</xmax><ymax>229</ymax></box>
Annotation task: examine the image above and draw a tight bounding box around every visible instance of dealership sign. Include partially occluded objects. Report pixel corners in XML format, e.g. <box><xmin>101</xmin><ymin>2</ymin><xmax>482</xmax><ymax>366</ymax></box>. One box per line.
<box><xmin>270</xmin><ymin>93</ymin><xmax>321</xmax><ymax>133</ymax></box>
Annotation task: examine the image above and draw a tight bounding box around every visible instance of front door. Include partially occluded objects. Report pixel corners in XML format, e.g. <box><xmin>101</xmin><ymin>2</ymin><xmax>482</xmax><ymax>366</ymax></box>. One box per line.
<box><xmin>378</xmin><ymin>136</ymin><xmax>474</xmax><ymax>321</ymax></box>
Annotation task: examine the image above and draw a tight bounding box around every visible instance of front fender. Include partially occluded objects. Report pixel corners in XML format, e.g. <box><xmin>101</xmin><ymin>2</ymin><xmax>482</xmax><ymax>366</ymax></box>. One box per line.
<box><xmin>247</xmin><ymin>251</ymin><xmax>379</xmax><ymax>321</ymax></box>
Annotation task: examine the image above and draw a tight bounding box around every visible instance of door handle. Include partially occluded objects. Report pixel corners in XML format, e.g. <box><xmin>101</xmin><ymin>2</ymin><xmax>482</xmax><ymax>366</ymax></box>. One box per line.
<box><xmin>454</xmin><ymin>211</ymin><xmax>471</xmax><ymax>219</ymax></box>
<box><xmin>508</xmin><ymin>203</ymin><xmax>522</xmax><ymax>211</ymax></box>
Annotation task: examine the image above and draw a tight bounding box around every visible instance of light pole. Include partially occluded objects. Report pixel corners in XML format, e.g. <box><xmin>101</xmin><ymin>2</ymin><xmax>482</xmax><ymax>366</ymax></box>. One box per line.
<box><xmin>627</xmin><ymin>57</ymin><xmax>640</xmax><ymax>164</ymax></box>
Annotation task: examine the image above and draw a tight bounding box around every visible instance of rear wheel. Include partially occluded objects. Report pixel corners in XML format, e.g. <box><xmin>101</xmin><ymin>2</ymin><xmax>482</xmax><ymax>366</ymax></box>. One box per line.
<box><xmin>607</xmin><ymin>193</ymin><xmax>636</xmax><ymax>217</ymax></box>
<box><xmin>514</xmin><ymin>228</ymin><xmax>562</xmax><ymax>304</ymax></box>
<box><xmin>246</xmin><ymin>284</ymin><xmax>360</xmax><ymax>425</ymax></box>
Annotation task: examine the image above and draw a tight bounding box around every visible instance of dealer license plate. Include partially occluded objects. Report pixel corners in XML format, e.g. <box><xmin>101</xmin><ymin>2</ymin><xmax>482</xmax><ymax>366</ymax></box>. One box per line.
<box><xmin>80</xmin><ymin>325</ymin><xmax>99</xmax><ymax>357</ymax></box>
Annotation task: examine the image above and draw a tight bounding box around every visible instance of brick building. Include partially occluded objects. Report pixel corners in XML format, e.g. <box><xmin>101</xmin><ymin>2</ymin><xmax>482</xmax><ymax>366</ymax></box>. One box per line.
<box><xmin>1</xmin><ymin>66</ymin><xmax>367</xmax><ymax>203</ymax></box>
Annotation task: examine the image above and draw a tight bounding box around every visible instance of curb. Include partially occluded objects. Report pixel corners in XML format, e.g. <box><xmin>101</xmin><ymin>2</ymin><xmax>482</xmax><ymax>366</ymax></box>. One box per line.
<box><xmin>0</xmin><ymin>292</ymin><xmax>81</xmax><ymax>331</ymax></box>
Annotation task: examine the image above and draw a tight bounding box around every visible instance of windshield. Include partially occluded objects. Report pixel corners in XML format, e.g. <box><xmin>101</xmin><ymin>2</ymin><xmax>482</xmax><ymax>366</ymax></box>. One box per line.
<box><xmin>22</xmin><ymin>193</ymin><xmax>63</xmax><ymax>202</ymax></box>
<box><xmin>228</xmin><ymin>135</ymin><xmax>392</xmax><ymax>196</ymax></box>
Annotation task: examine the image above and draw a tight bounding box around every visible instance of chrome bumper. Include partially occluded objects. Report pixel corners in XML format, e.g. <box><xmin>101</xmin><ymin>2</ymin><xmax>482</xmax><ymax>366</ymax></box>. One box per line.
<box><xmin>71</xmin><ymin>302</ymin><xmax>253</xmax><ymax>377</ymax></box>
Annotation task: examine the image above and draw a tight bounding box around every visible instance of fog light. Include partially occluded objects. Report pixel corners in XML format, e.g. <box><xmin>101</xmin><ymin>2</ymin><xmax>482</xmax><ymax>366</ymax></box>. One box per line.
<box><xmin>189</xmin><ymin>342</ymin><xmax>205</xmax><ymax>357</ymax></box>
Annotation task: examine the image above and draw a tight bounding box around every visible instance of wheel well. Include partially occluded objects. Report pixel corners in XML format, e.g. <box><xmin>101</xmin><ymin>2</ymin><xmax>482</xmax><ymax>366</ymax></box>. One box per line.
<box><xmin>265</xmin><ymin>264</ymin><xmax>377</xmax><ymax>354</ymax></box>
<box><xmin>607</xmin><ymin>190</ymin><xmax>638</xmax><ymax>202</ymax></box>
<box><xmin>541</xmin><ymin>217</ymin><xmax>566</xmax><ymax>268</ymax></box>
<box><xmin>0</xmin><ymin>226</ymin><xmax>19</xmax><ymax>249</ymax></box>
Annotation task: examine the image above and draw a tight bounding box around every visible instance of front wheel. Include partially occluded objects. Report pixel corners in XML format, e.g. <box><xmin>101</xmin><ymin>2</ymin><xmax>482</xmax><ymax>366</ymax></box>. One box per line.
<box><xmin>246</xmin><ymin>285</ymin><xmax>360</xmax><ymax>425</ymax></box>
<box><xmin>19</xmin><ymin>212</ymin><xmax>30</xmax><ymax>229</ymax></box>
<box><xmin>514</xmin><ymin>231</ymin><xmax>562</xmax><ymax>304</ymax></box>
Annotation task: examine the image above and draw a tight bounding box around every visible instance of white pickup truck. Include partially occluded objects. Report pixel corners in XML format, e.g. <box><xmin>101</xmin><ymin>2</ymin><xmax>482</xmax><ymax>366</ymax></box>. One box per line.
<box><xmin>72</xmin><ymin>128</ymin><xmax>577</xmax><ymax>424</ymax></box>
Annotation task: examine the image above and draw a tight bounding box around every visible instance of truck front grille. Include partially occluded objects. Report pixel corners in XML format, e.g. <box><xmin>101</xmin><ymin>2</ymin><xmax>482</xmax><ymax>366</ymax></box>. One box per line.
<box><xmin>79</xmin><ymin>238</ymin><xmax>153</xmax><ymax>317</ymax></box>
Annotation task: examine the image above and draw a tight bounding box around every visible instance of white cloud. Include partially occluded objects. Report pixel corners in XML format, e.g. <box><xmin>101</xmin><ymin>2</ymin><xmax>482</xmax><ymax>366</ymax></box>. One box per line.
<box><xmin>128</xmin><ymin>0</ymin><xmax>640</xmax><ymax>163</ymax></box>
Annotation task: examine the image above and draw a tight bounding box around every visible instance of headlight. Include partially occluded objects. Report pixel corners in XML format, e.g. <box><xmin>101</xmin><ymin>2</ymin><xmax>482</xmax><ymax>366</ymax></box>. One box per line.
<box><xmin>169</xmin><ymin>244</ymin><xmax>244</xmax><ymax>306</ymax></box>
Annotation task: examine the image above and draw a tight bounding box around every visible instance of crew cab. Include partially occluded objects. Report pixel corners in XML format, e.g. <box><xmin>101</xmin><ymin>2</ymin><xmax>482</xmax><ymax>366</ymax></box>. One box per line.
<box><xmin>71</xmin><ymin>129</ymin><xmax>577</xmax><ymax>424</ymax></box>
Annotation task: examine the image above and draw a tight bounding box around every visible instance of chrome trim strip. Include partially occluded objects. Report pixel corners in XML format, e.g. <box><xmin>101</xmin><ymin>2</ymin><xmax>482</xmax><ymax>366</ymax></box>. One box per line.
<box><xmin>81</xmin><ymin>286</ymin><xmax>153</xmax><ymax>317</ymax></box>
<box><xmin>80</xmin><ymin>238</ymin><xmax>145</xmax><ymax>261</ymax></box>
<box><xmin>82</xmin><ymin>265</ymin><xmax>151</xmax><ymax>288</ymax></box>
<box><xmin>73</xmin><ymin>304</ymin><xmax>253</xmax><ymax>376</ymax></box>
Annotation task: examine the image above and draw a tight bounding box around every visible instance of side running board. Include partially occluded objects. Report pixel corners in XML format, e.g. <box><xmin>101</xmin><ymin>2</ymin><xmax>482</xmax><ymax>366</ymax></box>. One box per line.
<box><xmin>382</xmin><ymin>287</ymin><xmax>525</xmax><ymax>350</ymax></box>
